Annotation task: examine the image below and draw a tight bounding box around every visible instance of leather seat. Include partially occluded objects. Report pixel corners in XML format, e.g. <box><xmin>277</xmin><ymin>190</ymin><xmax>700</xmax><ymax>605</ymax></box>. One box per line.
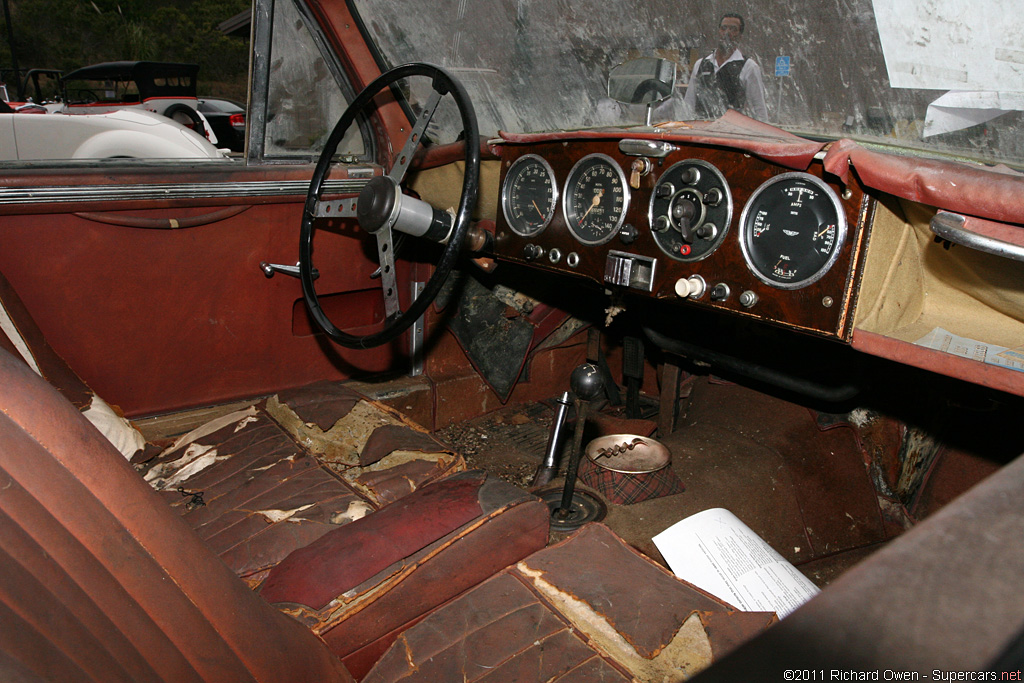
<box><xmin>0</xmin><ymin>350</ymin><xmax>353</xmax><ymax>682</ymax></box>
<box><xmin>0</xmin><ymin>349</ymin><xmax>778</xmax><ymax>682</ymax></box>
<box><xmin>0</xmin><ymin>268</ymin><xmax>550</xmax><ymax>675</ymax></box>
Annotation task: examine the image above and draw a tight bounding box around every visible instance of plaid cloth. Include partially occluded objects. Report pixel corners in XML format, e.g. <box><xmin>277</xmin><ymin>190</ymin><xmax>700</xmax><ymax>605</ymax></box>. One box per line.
<box><xmin>577</xmin><ymin>456</ymin><xmax>684</xmax><ymax>505</ymax></box>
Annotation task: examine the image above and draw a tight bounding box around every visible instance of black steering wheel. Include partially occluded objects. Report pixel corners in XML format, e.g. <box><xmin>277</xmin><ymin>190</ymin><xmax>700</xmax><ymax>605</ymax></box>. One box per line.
<box><xmin>299</xmin><ymin>63</ymin><xmax>479</xmax><ymax>349</ymax></box>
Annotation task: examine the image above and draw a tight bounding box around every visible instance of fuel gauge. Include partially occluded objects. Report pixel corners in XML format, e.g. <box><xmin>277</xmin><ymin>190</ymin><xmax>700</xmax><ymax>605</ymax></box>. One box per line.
<box><xmin>738</xmin><ymin>172</ymin><xmax>847</xmax><ymax>289</ymax></box>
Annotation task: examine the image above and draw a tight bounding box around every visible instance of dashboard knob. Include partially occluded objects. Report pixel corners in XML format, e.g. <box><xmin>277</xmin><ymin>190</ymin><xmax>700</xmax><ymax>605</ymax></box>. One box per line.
<box><xmin>653</xmin><ymin>215</ymin><xmax>671</xmax><ymax>233</ymax></box>
<box><xmin>523</xmin><ymin>244</ymin><xmax>545</xmax><ymax>261</ymax></box>
<box><xmin>739</xmin><ymin>290</ymin><xmax>759</xmax><ymax>308</ymax></box>
<box><xmin>656</xmin><ymin>182</ymin><xmax>675</xmax><ymax>198</ymax></box>
<box><xmin>703</xmin><ymin>188</ymin><xmax>723</xmax><ymax>206</ymax></box>
<box><xmin>695</xmin><ymin>223</ymin><xmax>717</xmax><ymax>240</ymax></box>
<box><xmin>679</xmin><ymin>167</ymin><xmax>700</xmax><ymax>185</ymax></box>
<box><xmin>674</xmin><ymin>274</ymin><xmax>707</xmax><ymax>299</ymax></box>
<box><xmin>710</xmin><ymin>283</ymin><xmax>731</xmax><ymax>301</ymax></box>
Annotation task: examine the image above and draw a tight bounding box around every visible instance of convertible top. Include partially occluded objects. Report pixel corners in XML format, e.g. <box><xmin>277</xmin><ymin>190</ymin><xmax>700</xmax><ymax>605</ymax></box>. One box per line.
<box><xmin>61</xmin><ymin>61</ymin><xmax>199</xmax><ymax>99</ymax></box>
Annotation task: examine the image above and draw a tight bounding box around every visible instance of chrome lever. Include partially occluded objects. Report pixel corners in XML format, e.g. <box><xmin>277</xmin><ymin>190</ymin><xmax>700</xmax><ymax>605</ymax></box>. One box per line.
<box><xmin>260</xmin><ymin>261</ymin><xmax>319</xmax><ymax>280</ymax></box>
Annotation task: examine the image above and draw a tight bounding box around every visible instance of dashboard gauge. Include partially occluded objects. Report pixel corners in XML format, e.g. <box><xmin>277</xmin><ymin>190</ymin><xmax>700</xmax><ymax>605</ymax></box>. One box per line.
<box><xmin>563</xmin><ymin>153</ymin><xmax>629</xmax><ymax>245</ymax></box>
<box><xmin>648</xmin><ymin>159</ymin><xmax>732</xmax><ymax>262</ymax></box>
<box><xmin>739</xmin><ymin>172</ymin><xmax>847</xmax><ymax>289</ymax></box>
<box><xmin>501</xmin><ymin>154</ymin><xmax>558</xmax><ymax>237</ymax></box>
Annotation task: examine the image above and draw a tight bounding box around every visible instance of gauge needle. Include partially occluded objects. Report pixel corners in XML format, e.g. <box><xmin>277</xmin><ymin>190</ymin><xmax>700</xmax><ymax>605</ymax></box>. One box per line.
<box><xmin>580</xmin><ymin>189</ymin><xmax>604</xmax><ymax>222</ymax></box>
<box><xmin>532</xmin><ymin>200</ymin><xmax>545</xmax><ymax>218</ymax></box>
<box><xmin>815</xmin><ymin>225</ymin><xmax>833</xmax><ymax>238</ymax></box>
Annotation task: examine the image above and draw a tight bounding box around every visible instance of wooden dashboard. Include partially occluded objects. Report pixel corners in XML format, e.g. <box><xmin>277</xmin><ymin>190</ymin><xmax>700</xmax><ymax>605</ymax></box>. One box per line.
<box><xmin>492</xmin><ymin>137</ymin><xmax>874</xmax><ymax>341</ymax></box>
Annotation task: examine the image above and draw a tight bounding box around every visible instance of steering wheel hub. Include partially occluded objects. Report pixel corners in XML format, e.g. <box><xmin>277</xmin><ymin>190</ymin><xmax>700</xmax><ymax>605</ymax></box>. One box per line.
<box><xmin>356</xmin><ymin>176</ymin><xmax>400</xmax><ymax>233</ymax></box>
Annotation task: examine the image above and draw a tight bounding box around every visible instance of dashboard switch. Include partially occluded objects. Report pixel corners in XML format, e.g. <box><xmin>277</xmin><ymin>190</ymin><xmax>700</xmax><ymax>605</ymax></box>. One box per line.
<box><xmin>619</xmin><ymin>223</ymin><xmax>639</xmax><ymax>244</ymax></box>
<box><xmin>739</xmin><ymin>290</ymin><xmax>759</xmax><ymax>308</ymax></box>
<box><xmin>523</xmin><ymin>244</ymin><xmax>545</xmax><ymax>261</ymax></box>
<box><xmin>710</xmin><ymin>283</ymin><xmax>731</xmax><ymax>301</ymax></box>
<box><xmin>605</xmin><ymin>251</ymin><xmax>657</xmax><ymax>292</ymax></box>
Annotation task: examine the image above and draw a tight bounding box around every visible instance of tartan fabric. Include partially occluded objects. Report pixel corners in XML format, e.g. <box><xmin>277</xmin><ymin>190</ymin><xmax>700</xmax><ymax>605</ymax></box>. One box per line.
<box><xmin>577</xmin><ymin>456</ymin><xmax>684</xmax><ymax>505</ymax></box>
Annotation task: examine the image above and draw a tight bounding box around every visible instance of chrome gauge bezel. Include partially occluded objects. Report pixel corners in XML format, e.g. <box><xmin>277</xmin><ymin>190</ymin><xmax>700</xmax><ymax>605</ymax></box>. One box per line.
<box><xmin>738</xmin><ymin>172</ymin><xmax>848</xmax><ymax>290</ymax></box>
<box><xmin>647</xmin><ymin>159</ymin><xmax>733</xmax><ymax>262</ymax></box>
<box><xmin>501</xmin><ymin>154</ymin><xmax>559</xmax><ymax>237</ymax></box>
<box><xmin>562</xmin><ymin>153</ymin><xmax>630</xmax><ymax>246</ymax></box>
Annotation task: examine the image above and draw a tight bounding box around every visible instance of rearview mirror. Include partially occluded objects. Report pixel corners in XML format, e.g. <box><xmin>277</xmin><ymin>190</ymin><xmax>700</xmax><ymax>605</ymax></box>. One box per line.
<box><xmin>607</xmin><ymin>57</ymin><xmax>678</xmax><ymax>125</ymax></box>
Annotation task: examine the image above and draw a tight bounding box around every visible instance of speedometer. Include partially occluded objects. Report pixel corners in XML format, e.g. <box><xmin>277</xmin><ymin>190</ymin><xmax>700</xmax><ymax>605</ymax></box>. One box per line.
<box><xmin>501</xmin><ymin>154</ymin><xmax>558</xmax><ymax>237</ymax></box>
<box><xmin>563</xmin><ymin>154</ymin><xmax>629</xmax><ymax>245</ymax></box>
<box><xmin>738</xmin><ymin>172</ymin><xmax>847</xmax><ymax>289</ymax></box>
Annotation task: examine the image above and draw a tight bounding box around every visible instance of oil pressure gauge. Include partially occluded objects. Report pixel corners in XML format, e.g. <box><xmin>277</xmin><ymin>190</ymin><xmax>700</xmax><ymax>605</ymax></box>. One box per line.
<box><xmin>738</xmin><ymin>172</ymin><xmax>847</xmax><ymax>289</ymax></box>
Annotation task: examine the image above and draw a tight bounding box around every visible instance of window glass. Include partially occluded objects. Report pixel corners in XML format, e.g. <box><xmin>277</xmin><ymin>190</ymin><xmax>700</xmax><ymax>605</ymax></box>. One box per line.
<box><xmin>262</xmin><ymin>0</ymin><xmax>364</xmax><ymax>159</ymax></box>
<box><xmin>351</xmin><ymin>0</ymin><xmax>1024</xmax><ymax>167</ymax></box>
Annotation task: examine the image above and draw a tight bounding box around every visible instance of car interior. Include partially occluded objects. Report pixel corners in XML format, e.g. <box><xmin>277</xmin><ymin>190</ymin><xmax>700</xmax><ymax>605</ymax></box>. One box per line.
<box><xmin>2</xmin><ymin>0</ymin><xmax>1024</xmax><ymax>681</ymax></box>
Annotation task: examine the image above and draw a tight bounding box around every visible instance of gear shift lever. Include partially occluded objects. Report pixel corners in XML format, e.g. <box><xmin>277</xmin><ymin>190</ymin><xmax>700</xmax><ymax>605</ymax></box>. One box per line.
<box><xmin>558</xmin><ymin>364</ymin><xmax>602</xmax><ymax>515</ymax></box>
<box><xmin>537</xmin><ymin>363</ymin><xmax>608</xmax><ymax>531</ymax></box>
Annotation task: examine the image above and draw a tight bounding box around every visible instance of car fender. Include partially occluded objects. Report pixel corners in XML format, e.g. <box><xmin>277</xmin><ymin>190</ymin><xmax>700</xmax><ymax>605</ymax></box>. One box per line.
<box><xmin>71</xmin><ymin>127</ymin><xmax>223</xmax><ymax>159</ymax></box>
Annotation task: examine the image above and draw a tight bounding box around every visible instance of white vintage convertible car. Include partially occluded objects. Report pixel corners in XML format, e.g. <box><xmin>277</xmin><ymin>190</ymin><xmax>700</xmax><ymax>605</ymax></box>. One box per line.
<box><xmin>0</xmin><ymin>1</ymin><xmax>1022</xmax><ymax>681</ymax></box>
<box><xmin>0</xmin><ymin>106</ymin><xmax>226</xmax><ymax>160</ymax></box>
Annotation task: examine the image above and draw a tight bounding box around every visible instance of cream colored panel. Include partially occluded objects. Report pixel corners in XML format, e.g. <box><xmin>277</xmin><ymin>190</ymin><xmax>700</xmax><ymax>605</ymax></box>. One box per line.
<box><xmin>856</xmin><ymin>198</ymin><xmax>1024</xmax><ymax>350</ymax></box>
<box><xmin>408</xmin><ymin>158</ymin><xmax>501</xmax><ymax>221</ymax></box>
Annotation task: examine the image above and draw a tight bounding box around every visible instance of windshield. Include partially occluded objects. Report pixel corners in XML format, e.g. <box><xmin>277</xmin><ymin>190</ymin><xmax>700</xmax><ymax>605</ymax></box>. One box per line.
<box><xmin>352</xmin><ymin>0</ymin><xmax>1024</xmax><ymax>167</ymax></box>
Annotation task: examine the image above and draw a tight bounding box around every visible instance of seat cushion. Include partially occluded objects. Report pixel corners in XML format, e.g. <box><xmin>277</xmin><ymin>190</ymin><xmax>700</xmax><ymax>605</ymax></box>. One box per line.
<box><xmin>261</xmin><ymin>472</ymin><xmax>551</xmax><ymax>679</ymax></box>
<box><xmin>364</xmin><ymin>523</ymin><xmax>777</xmax><ymax>683</ymax></box>
<box><xmin>138</xmin><ymin>384</ymin><xmax>468</xmax><ymax>583</ymax></box>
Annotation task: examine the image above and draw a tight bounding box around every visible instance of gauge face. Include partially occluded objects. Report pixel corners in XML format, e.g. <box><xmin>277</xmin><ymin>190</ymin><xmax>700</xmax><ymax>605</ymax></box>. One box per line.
<box><xmin>739</xmin><ymin>173</ymin><xmax>847</xmax><ymax>289</ymax></box>
<box><xmin>563</xmin><ymin>154</ymin><xmax>629</xmax><ymax>245</ymax></box>
<box><xmin>648</xmin><ymin>159</ymin><xmax>732</xmax><ymax>262</ymax></box>
<box><xmin>501</xmin><ymin>154</ymin><xmax>558</xmax><ymax>237</ymax></box>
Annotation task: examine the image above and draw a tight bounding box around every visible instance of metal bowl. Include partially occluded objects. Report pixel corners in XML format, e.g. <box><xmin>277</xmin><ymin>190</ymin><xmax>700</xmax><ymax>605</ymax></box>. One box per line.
<box><xmin>585</xmin><ymin>434</ymin><xmax>670</xmax><ymax>474</ymax></box>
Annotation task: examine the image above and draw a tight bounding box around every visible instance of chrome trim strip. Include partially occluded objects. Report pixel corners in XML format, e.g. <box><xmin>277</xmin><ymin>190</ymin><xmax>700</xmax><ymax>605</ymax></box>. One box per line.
<box><xmin>931</xmin><ymin>210</ymin><xmax>1024</xmax><ymax>263</ymax></box>
<box><xmin>0</xmin><ymin>178</ymin><xmax>368</xmax><ymax>205</ymax></box>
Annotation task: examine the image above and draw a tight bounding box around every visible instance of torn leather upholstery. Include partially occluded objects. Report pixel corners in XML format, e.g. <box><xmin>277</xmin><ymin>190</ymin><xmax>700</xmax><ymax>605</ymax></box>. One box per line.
<box><xmin>365</xmin><ymin>523</ymin><xmax>777</xmax><ymax>683</ymax></box>
<box><xmin>265</xmin><ymin>473</ymin><xmax>551</xmax><ymax>679</ymax></box>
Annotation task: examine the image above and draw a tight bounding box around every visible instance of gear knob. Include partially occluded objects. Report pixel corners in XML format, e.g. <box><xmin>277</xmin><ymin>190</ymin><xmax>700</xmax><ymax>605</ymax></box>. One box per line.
<box><xmin>570</xmin><ymin>363</ymin><xmax>604</xmax><ymax>402</ymax></box>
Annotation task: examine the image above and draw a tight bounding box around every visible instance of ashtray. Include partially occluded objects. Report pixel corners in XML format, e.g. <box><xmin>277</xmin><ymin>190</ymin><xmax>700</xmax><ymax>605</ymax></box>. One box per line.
<box><xmin>585</xmin><ymin>434</ymin><xmax>670</xmax><ymax>474</ymax></box>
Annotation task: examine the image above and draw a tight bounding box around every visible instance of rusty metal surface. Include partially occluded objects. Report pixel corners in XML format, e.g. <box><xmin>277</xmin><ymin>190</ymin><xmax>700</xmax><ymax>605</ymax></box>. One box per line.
<box><xmin>0</xmin><ymin>349</ymin><xmax>354</xmax><ymax>682</ymax></box>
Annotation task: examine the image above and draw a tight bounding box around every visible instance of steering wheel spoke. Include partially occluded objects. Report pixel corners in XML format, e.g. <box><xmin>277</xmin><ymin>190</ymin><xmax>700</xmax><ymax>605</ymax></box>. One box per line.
<box><xmin>388</xmin><ymin>88</ymin><xmax>444</xmax><ymax>185</ymax></box>
<box><xmin>313</xmin><ymin>197</ymin><xmax>359</xmax><ymax>218</ymax></box>
<box><xmin>298</xmin><ymin>63</ymin><xmax>479</xmax><ymax>349</ymax></box>
<box><xmin>374</xmin><ymin>227</ymin><xmax>402</xmax><ymax>319</ymax></box>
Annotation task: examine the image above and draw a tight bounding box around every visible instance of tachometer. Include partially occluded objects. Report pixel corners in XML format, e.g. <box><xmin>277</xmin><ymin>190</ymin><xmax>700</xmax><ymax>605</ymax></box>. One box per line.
<box><xmin>501</xmin><ymin>154</ymin><xmax>558</xmax><ymax>237</ymax></box>
<box><xmin>738</xmin><ymin>173</ymin><xmax>847</xmax><ymax>289</ymax></box>
<box><xmin>563</xmin><ymin>154</ymin><xmax>629</xmax><ymax>245</ymax></box>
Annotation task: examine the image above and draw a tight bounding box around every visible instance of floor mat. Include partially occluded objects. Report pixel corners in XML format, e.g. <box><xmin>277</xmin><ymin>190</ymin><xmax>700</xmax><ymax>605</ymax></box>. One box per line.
<box><xmin>435</xmin><ymin>377</ymin><xmax>896</xmax><ymax>588</ymax></box>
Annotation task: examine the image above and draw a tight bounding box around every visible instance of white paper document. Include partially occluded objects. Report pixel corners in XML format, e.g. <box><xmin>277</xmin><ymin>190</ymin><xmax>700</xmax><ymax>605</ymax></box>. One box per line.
<box><xmin>652</xmin><ymin>508</ymin><xmax>820</xmax><ymax>618</ymax></box>
<box><xmin>870</xmin><ymin>0</ymin><xmax>1024</xmax><ymax>92</ymax></box>
<box><xmin>914</xmin><ymin>327</ymin><xmax>1024</xmax><ymax>374</ymax></box>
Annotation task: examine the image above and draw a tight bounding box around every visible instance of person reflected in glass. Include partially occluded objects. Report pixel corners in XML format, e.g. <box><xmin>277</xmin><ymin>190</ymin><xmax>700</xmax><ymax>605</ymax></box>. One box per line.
<box><xmin>682</xmin><ymin>12</ymin><xmax>768</xmax><ymax>121</ymax></box>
